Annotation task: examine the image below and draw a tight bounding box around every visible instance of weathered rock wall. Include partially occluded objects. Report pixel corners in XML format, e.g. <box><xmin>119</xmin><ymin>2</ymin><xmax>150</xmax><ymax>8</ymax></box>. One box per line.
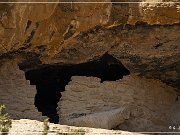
<box><xmin>55</xmin><ymin>24</ymin><xmax>180</xmax><ymax>89</ymax></box>
<box><xmin>0</xmin><ymin>59</ymin><xmax>46</xmax><ymax>121</ymax></box>
<box><xmin>59</xmin><ymin>75</ymin><xmax>180</xmax><ymax>131</ymax></box>
<box><xmin>0</xmin><ymin>1</ymin><xmax>179</xmax><ymax>89</ymax></box>
<box><xmin>0</xmin><ymin>0</ymin><xmax>179</xmax><ymax>132</ymax></box>
<box><xmin>0</xmin><ymin>0</ymin><xmax>179</xmax><ymax>60</ymax></box>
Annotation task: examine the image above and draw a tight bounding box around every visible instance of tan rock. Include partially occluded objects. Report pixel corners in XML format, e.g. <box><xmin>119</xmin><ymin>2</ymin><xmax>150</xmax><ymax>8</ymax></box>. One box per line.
<box><xmin>0</xmin><ymin>1</ymin><xmax>179</xmax><ymax>88</ymax></box>
<box><xmin>0</xmin><ymin>59</ymin><xmax>46</xmax><ymax>121</ymax></box>
<box><xmin>59</xmin><ymin>75</ymin><xmax>179</xmax><ymax>131</ymax></box>
<box><xmin>9</xmin><ymin>119</ymin><xmax>143</xmax><ymax>135</ymax></box>
<box><xmin>67</xmin><ymin>107</ymin><xmax>131</xmax><ymax>129</ymax></box>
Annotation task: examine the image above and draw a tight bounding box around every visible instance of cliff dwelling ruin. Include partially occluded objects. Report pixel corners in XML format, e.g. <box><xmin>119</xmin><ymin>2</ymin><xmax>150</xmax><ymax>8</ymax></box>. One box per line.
<box><xmin>21</xmin><ymin>54</ymin><xmax>130</xmax><ymax>123</ymax></box>
<box><xmin>0</xmin><ymin>1</ymin><xmax>180</xmax><ymax>133</ymax></box>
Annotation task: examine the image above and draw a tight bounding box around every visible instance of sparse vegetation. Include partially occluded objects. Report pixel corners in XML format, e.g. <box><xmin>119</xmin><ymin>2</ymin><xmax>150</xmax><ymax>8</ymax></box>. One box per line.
<box><xmin>0</xmin><ymin>105</ymin><xmax>12</xmax><ymax>135</ymax></box>
<box><xmin>58</xmin><ymin>128</ymin><xmax>86</xmax><ymax>135</ymax></box>
<box><xmin>68</xmin><ymin>128</ymin><xmax>86</xmax><ymax>135</ymax></box>
<box><xmin>42</xmin><ymin>118</ymin><xmax>49</xmax><ymax>135</ymax></box>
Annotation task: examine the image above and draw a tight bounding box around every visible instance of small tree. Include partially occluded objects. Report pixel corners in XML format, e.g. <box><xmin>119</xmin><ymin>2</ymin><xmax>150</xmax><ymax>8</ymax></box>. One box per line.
<box><xmin>0</xmin><ymin>105</ymin><xmax>12</xmax><ymax>135</ymax></box>
<box><xmin>42</xmin><ymin>118</ymin><xmax>49</xmax><ymax>135</ymax></box>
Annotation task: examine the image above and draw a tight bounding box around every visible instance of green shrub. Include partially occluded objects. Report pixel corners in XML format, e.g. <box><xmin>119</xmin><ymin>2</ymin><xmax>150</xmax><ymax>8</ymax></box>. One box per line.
<box><xmin>0</xmin><ymin>105</ymin><xmax>12</xmax><ymax>135</ymax></box>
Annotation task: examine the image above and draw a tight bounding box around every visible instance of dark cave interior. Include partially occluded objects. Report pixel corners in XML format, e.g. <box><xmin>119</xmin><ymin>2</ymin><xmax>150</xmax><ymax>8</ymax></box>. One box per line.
<box><xmin>23</xmin><ymin>54</ymin><xmax>130</xmax><ymax>123</ymax></box>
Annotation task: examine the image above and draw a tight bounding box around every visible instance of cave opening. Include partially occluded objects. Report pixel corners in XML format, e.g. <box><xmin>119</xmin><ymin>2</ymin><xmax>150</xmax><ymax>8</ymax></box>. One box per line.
<box><xmin>22</xmin><ymin>54</ymin><xmax>130</xmax><ymax>123</ymax></box>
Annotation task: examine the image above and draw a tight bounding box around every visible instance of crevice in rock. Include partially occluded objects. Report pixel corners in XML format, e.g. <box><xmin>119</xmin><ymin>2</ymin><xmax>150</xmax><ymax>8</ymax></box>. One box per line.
<box><xmin>20</xmin><ymin>53</ymin><xmax>130</xmax><ymax>123</ymax></box>
<box><xmin>23</xmin><ymin>22</ymin><xmax>39</xmax><ymax>48</ymax></box>
<box><xmin>63</xmin><ymin>20</ymin><xmax>79</xmax><ymax>40</ymax></box>
<box><xmin>49</xmin><ymin>31</ymin><xmax>55</xmax><ymax>41</ymax></box>
<box><xmin>24</xmin><ymin>20</ymin><xmax>32</xmax><ymax>33</ymax></box>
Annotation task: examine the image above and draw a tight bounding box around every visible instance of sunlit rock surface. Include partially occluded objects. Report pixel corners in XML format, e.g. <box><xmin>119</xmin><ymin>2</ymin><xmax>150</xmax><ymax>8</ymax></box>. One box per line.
<box><xmin>0</xmin><ymin>0</ymin><xmax>179</xmax><ymax>88</ymax></box>
<box><xmin>0</xmin><ymin>0</ymin><xmax>179</xmax><ymax>133</ymax></box>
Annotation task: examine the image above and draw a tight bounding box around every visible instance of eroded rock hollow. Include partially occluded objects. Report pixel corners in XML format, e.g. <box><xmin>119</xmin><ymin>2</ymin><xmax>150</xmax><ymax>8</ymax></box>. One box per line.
<box><xmin>0</xmin><ymin>0</ymin><xmax>180</xmax><ymax>133</ymax></box>
<box><xmin>22</xmin><ymin>54</ymin><xmax>130</xmax><ymax>123</ymax></box>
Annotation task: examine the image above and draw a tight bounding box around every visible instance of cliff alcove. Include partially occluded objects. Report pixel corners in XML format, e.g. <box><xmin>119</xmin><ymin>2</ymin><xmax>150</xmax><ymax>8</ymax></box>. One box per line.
<box><xmin>0</xmin><ymin>1</ymin><xmax>179</xmax><ymax>132</ymax></box>
<box><xmin>23</xmin><ymin>54</ymin><xmax>130</xmax><ymax>123</ymax></box>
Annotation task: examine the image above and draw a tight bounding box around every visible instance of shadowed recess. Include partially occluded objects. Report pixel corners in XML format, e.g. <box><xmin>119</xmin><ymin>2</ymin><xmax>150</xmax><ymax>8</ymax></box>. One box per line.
<box><xmin>23</xmin><ymin>54</ymin><xmax>130</xmax><ymax>123</ymax></box>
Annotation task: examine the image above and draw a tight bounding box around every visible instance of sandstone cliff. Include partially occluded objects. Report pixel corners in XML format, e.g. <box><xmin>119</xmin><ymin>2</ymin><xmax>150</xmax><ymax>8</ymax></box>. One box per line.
<box><xmin>0</xmin><ymin>0</ymin><xmax>179</xmax><ymax>88</ymax></box>
<box><xmin>0</xmin><ymin>0</ymin><xmax>179</xmax><ymax>133</ymax></box>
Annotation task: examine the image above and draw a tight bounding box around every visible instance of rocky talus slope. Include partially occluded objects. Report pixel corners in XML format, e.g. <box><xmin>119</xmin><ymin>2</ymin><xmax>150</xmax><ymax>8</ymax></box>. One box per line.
<box><xmin>0</xmin><ymin>0</ymin><xmax>179</xmax><ymax>134</ymax></box>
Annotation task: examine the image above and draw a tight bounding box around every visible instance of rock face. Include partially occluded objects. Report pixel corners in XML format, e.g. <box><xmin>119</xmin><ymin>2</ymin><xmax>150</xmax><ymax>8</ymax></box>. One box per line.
<box><xmin>0</xmin><ymin>0</ymin><xmax>179</xmax><ymax>88</ymax></box>
<box><xmin>65</xmin><ymin>107</ymin><xmax>131</xmax><ymax>130</ymax></box>
<box><xmin>0</xmin><ymin>59</ymin><xmax>46</xmax><ymax>121</ymax></box>
<box><xmin>59</xmin><ymin>75</ymin><xmax>180</xmax><ymax>131</ymax></box>
<box><xmin>0</xmin><ymin>0</ymin><xmax>179</xmax><ymax>133</ymax></box>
